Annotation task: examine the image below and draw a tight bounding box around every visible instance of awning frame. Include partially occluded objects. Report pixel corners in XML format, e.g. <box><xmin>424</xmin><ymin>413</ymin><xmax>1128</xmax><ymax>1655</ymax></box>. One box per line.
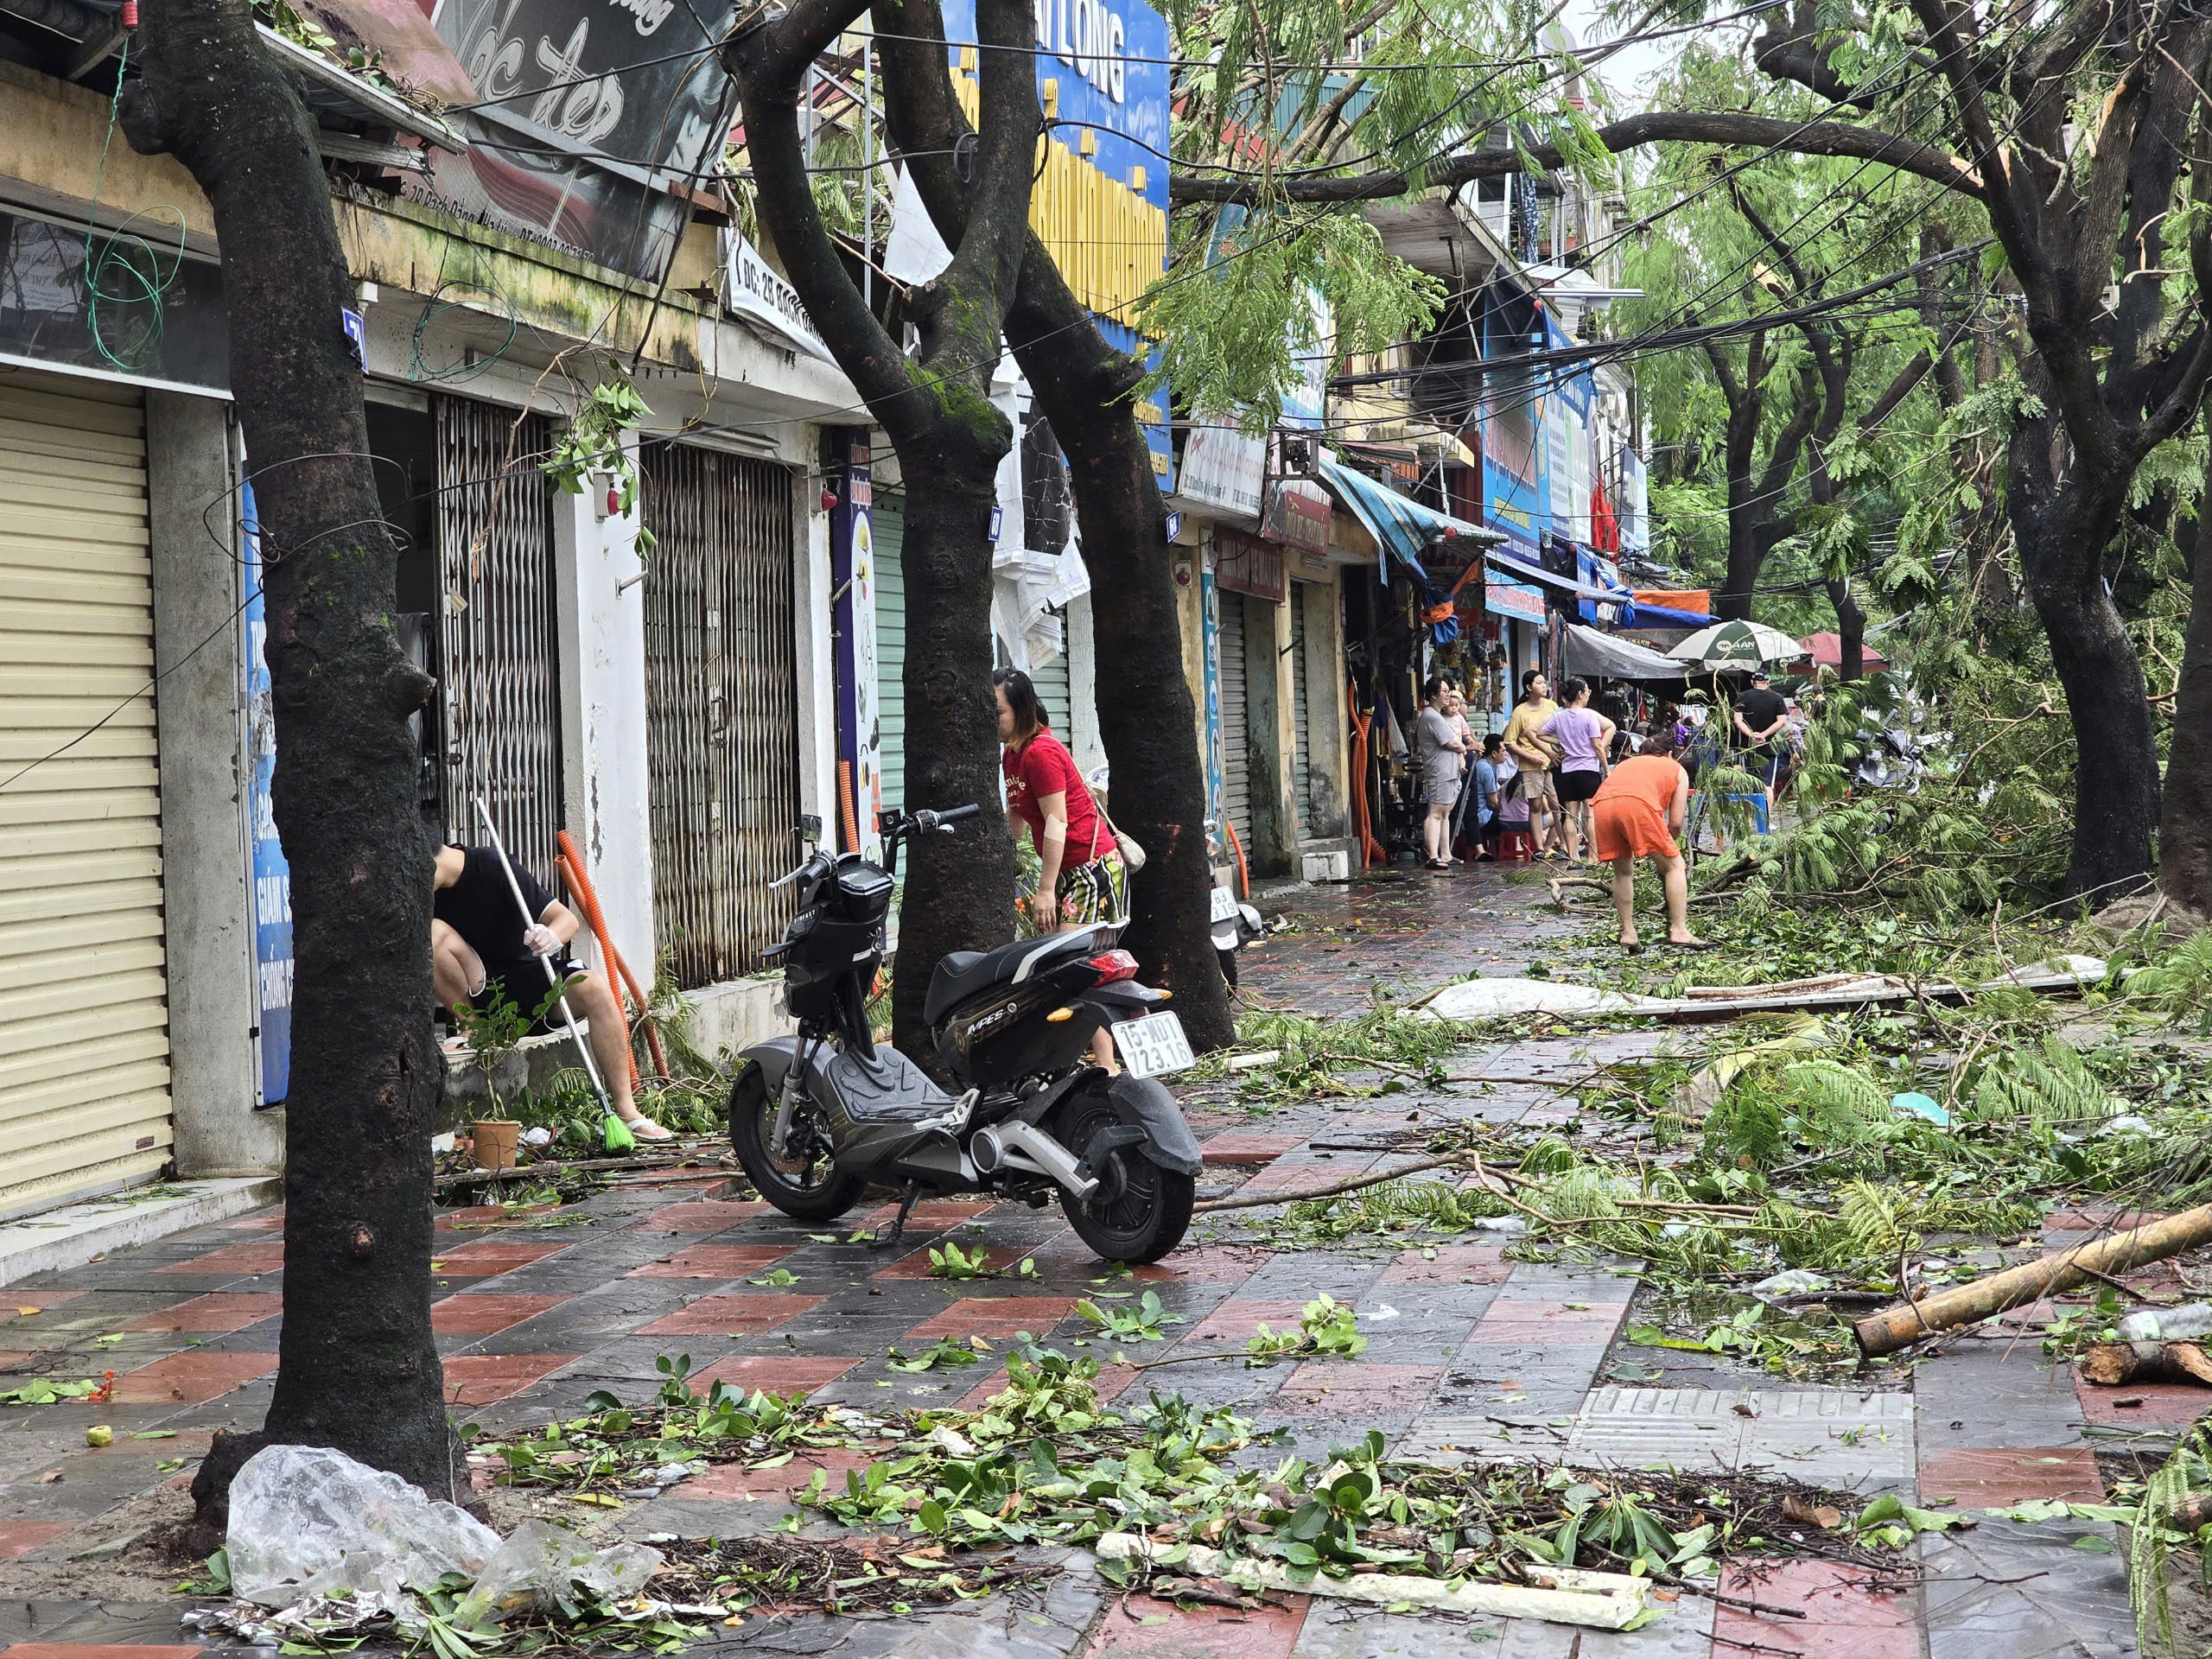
<box><xmin>1318</xmin><ymin>449</ymin><xmax>1503</xmax><ymax>582</ymax></box>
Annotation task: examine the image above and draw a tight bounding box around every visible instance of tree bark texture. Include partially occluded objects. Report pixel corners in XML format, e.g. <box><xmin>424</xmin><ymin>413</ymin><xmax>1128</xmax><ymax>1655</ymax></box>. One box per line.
<box><xmin>1855</xmin><ymin>1203</ymin><xmax>2212</xmax><ymax>1356</ymax></box>
<box><xmin>725</xmin><ymin>0</ymin><xmax>1033</xmax><ymax>1053</ymax></box>
<box><xmin>2011</xmin><ymin>397</ymin><xmax>2162</xmax><ymax>903</ymax></box>
<box><xmin>2161</xmin><ymin>448</ymin><xmax>2212</xmax><ymax>912</ymax></box>
<box><xmin>118</xmin><ymin>0</ymin><xmax>451</xmax><ymax>1527</ymax></box>
<box><xmin>1824</xmin><ymin>577</ymin><xmax>1866</xmax><ymax>680</ymax></box>
<box><xmin>872</xmin><ymin>0</ymin><xmax>1236</xmax><ymax>1049</ymax></box>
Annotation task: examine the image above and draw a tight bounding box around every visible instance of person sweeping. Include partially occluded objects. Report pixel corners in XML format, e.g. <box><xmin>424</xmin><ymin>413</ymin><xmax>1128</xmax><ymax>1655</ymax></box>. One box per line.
<box><xmin>432</xmin><ymin>840</ymin><xmax>671</xmax><ymax>1142</ymax></box>
<box><xmin>1589</xmin><ymin>728</ymin><xmax>1708</xmax><ymax>953</ymax></box>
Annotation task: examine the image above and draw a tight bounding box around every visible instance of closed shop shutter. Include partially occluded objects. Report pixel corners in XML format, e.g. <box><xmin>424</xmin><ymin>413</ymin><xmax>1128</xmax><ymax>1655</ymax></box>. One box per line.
<box><xmin>874</xmin><ymin>493</ymin><xmax>906</xmax><ymax>813</ymax></box>
<box><xmin>433</xmin><ymin>395</ymin><xmax>563</xmax><ymax>881</ymax></box>
<box><xmin>0</xmin><ymin>376</ymin><xmax>171</xmax><ymax>1217</ymax></box>
<box><xmin>1217</xmin><ymin>591</ymin><xmax>1250</xmax><ymax>855</ymax></box>
<box><xmin>1290</xmin><ymin>581</ymin><xmax>1315</xmax><ymax>834</ymax></box>
<box><xmin>1030</xmin><ymin>644</ymin><xmax>1070</xmax><ymax>739</ymax></box>
<box><xmin>642</xmin><ymin>443</ymin><xmax>803</xmax><ymax>989</ymax></box>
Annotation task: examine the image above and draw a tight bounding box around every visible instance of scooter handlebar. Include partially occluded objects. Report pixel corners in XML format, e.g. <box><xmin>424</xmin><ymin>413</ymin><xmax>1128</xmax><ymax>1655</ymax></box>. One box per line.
<box><xmin>910</xmin><ymin>803</ymin><xmax>982</xmax><ymax>835</ymax></box>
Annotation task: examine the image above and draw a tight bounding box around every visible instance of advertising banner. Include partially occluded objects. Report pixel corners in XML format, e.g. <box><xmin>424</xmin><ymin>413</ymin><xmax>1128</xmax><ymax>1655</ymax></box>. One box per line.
<box><xmin>421</xmin><ymin>0</ymin><xmax>733</xmax><ymax>280</ymax></box>
<box><xmin>241</xmin><ymin>486</ymin><xmax>292</xmax><ymax>1109</ymax></box>
<box><xmin>940</xmin><ymin>0</ymin><xmax>1174</xmax><ymax>484</ymax></box>
<box><xmin>829</xmin><ymin>432</ymin><xmax>882</xmax><ymax>860</ymax></box>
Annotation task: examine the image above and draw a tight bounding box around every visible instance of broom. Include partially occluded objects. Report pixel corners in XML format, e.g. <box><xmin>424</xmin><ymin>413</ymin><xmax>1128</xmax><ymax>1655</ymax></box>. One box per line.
<box><xmin>473</xmin><ymin>798</ymin><xmax>634</xmax><ymax>1154</ymax></box>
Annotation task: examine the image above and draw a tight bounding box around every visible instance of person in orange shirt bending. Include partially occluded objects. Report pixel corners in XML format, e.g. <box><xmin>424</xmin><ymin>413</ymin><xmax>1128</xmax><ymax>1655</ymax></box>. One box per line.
<box><xmin>1590</xmin><ymin>728</ymin><xmax>1709</xmax><ymax>952</ymax></box>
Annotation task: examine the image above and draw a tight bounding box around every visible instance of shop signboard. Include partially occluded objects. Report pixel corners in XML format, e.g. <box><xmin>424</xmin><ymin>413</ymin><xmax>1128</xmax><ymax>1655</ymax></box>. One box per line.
<box><xmin>241</xmin><ymin>486</ymin><xmax>292</xmax><ymax>1108</ymax></box>
<box><xmin>422</xmin><ymin>0</ymin><xmax>732</xmax><ymax>281</ymax></box>
<box><xmin>1484</xmin><ymin>573</ymin><xmax>1547</xmax><ymax>624</ymax></box>
<box><xmin>942</xmin><ymin>0</ymin><xmax>1174</xmax><ymax>485</ymax></box>
<box><xmin>829</xmin><ymin>432</ymin><xmax>881</xmax><ymax>860</ymax></box>
<box><xmin>725</xmin><ymin>232</ymin><xmax>836</xmax><ymax>361</ymax></box>
<box><xmin>1215</xmin><ymin>528</ymin><xmax>1286</xmax><ymax>601</ymax></box>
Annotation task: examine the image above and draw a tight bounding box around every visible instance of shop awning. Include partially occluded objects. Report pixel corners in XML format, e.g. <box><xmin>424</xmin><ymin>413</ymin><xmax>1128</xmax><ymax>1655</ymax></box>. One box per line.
<box><xmin>1483</xmin><ymin>548</ymin><xmax>1619</xmax><ymax>605</ymax></box>
<box><xmin>1624</xmin><ymin>600</ymin><xmax>1713</xmax><ymax>626</ymax></box>
<box><xmin>1563</xmin><ymin>624</ymin><xmax>1689</xmax><ymax>682</ymax></box>
<box><xmin>1319</xmin><ymin>449</ymin><xmax>1503</xmax><ymax>580</ymax></box>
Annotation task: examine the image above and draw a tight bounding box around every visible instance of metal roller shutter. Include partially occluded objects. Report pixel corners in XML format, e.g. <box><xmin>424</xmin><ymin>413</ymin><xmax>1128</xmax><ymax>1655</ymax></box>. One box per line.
<box><xmin>874</xmin><ymin>494</ymin><xmax>906</xmax><ymax>814</ymax></box>
<box><xmin>434</xmin><ymin>395</ymin><xmax>563</xmax><ymax>880</ymax></box>
<box><xmin>1217</xmin><ymin>591</ymin><xmax>1250</xmax><ymax>856</ymax></box>
<box><xmin>641</xmin><ymin>443</ymin><xmax>804</xmax><ymax>988</ymax></box>
<box><xmin>0</xmin><ymin>376</ymin><xmax>171</xmax><ymax>1217</ymax></box>
<box><xmin>1291</xmin><ymin>581</ymin><xmax>1315</xmax><ymax>833</ymax></box>
<box><xmin>1030</xmin><ymin>644</ymin><xmax>1071</xmax><ymax>738</ymax></box>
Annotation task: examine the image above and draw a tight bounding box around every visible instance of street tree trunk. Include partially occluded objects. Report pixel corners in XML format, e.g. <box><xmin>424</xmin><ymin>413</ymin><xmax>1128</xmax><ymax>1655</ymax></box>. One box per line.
<box><xmin>724</xmin><ymin>0</ymin><xmax>1033</xmax><ymax>1053</ymax></box>
<box><xmin>2011</xmin><ymin>397</ymin><xmax>2162</xmax><ymax>903</ymax></box>
<box><xmin>118</xmin><ymin>0</ymin><xmax>451</xmax><ymax>1533</ymax></box>
<box><xmin>2161</xmin><ymin>446</ymin><xmax>2212</xmax><ymax>913</ymax></box>
<box><xmin>1825</xmin><ymin>578</ymin><xmax>1866</xmax><ymax>680</ymax></box>
<box><xmin>874</xmin><ymin>0</ymin><xmax>1235</xmax><ymax>1048</ymax></box>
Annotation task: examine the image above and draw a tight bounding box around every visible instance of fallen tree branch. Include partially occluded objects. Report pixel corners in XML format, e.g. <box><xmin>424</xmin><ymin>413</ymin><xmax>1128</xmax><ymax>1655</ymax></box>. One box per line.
<box><xmin>2079</xmin><ymin>1340</ymin><xmax>2212</xmax><ymax>1389</ymax></box>
<box><xmin>433</xmin><ymin>1151</ymin><xmax>709</xmax><ymax>1192</ymax></box>
<box><xmin>2167</xmin><ymin>1492</ymin><xmax>2212</xmax><ymax>1531</ymax></box>
<box><xmin>1192</xmin><ymin>1153</ymin><xmax>1469</xmax><ymax>1213</ymax></box>
<box><xmin>1854</xmin><ymin>1204</ymin><xmax>2212</xmax><ymax>1356</ymax></box>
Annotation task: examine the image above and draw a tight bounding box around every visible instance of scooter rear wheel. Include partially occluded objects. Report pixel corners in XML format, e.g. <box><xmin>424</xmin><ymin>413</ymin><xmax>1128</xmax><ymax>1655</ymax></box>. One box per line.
<box><xmin>1054</xmin><ymin>1086</ymin><xmax>1194</xmax><ymax>1264</ymax></box>
<box><xmin>728</xmin><ymin>1062</ymin><xmax>866</xmax><ymax>1221</ymax></box>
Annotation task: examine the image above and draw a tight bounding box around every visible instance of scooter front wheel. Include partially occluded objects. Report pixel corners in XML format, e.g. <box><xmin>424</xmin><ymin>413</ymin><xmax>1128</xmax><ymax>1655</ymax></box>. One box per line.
<box><xmin>728</xmin><ymin>1063</ymin><xmax>866</xmax><ymax>1221</ymax></box>
<box><xmin>1053</xmin><ymin>1085</ymin><xmax>1194</xmax><ymax>1264</ymax></box>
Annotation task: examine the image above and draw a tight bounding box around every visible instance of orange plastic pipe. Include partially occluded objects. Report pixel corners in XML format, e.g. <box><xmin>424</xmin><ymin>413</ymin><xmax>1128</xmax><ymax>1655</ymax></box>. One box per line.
<box><xmin>556</xmin><ymin>852</ymin><xmax>639</xmax><ymax>1090</ymax></box>
<box><xmin>1223</xmin><ymin>815</ymin><xmax>1251</xmax><ymax>902</ymax></box>
<box><xmin>1346</xmin><ymin>680</ymin><xmax>1383</xmax><ymax>868</ymax></box>
<box><xmin>838</xmin><ymin>760</ymin><xmax>861</xmax><ymax>855</ymax></box>
<box><xmin>555</xmin><ymin>834</ymin><xmax>668</xmax><ymax>1083</ymax></box>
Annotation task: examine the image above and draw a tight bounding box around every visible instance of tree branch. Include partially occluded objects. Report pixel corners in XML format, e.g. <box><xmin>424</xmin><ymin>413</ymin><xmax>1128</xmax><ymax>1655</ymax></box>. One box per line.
<box><xmin>722</xmin><ymin>1</ymin><xmax>920</xmax><ymax>428</ymax></box>
<box><xmin>1753</xmin><ymin>0</ymin><xmax>1879</xmax><ymax>109</ymax></box>
<box><xmin>928</xmin><ymin>0</ymin><xmax>1037</xmax><ymax>323</ymax></box>
<box><xmin>1168</xmin><ymin>111</ymin><xmax>1981</xmax><ymax>203</ymax></box>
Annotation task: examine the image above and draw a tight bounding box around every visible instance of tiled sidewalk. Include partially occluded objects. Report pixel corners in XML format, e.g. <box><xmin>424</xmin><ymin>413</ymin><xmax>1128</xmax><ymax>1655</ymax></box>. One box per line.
<box><xmin>0</xmin><ymin>869</ymin><xmax>2161</xmax><ymax>1659</ymax></box>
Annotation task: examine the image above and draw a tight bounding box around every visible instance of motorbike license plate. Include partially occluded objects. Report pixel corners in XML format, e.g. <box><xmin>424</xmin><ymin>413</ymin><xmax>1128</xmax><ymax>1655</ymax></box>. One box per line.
<box><xmin>1209</xmin><ymin>885</ymin><xmax>1241</xmax><ymax>924</ymax></box>
<box><xmin>1114</xmin><ymin>1011</ymin><xmax>1195</xmax><ymax>1078</ymax></box>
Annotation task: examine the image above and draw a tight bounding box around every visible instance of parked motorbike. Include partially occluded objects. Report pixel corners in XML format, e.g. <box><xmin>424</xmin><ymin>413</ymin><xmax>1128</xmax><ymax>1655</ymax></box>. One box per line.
<box><xmin>1211</xmin><ymin>880</ymin><xmax>1263</xmax><ymax>987</ymax></box>
<box><xmin>728</xmin><ymin>807</ymin><xmax>1203</xmax><ymax>1262</ymax></box>
<box><xmin>1853</xmin><ymin>726</ymin><xmax>1925</xmax><ymax>791</ymax></box>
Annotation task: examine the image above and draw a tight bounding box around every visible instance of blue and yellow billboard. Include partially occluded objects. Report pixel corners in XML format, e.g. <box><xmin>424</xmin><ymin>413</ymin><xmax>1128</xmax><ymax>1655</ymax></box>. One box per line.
<box><xmin>940</xmin><ymin>0</ymin><xmax>1174</xmax><ymax>484</ymax></box>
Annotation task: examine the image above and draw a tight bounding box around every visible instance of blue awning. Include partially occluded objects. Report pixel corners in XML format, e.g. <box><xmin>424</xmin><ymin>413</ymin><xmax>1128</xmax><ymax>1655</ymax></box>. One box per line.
<box><xmin>1483</xmin><ymin>547</ymin><xmax>1619</xmax><ymax>605</ymax></box>
<box><xmin>1318</xmin><ymin>450</ymin><xmax>1502</xmax><ymax>582</ymax></box>
<box><xmin>1623</xmin><ymin>601</ymin><xmax>1713</xmax><ymax>626</ymax></box>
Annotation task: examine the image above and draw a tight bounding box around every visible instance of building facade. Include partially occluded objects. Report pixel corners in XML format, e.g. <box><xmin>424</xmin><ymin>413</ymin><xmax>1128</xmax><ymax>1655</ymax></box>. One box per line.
<box><xmin>0</xmin><ymin>8</ymin><xmax>862</xmax><ymax>1220</ymax></box>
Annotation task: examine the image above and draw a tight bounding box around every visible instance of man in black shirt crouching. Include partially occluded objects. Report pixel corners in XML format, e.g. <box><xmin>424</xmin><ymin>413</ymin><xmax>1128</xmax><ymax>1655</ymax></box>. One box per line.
<box><xmin>432</xmin><ymin>845</ymin><xmax>670</xmax><ymax>1141</ymax></box>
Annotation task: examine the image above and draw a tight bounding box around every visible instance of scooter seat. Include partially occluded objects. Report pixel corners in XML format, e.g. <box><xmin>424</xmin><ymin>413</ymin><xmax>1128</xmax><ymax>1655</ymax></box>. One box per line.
<box><xmin>924</xmin><ymin>929</ymin><xmax>1103</xmax><ymax>1025</ymax></box>
<box><xmin>819</xmin><ymin>1046</ymin><xmax>952</xmax><ymax>1122</ymax></box>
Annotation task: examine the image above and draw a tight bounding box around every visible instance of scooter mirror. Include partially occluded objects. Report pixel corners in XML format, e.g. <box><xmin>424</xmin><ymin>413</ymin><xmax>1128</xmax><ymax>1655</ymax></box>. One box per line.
<box><xmin>798</xmin><ymin>814</ymin><xmax>823</xmax><ymax>844</ymax></box>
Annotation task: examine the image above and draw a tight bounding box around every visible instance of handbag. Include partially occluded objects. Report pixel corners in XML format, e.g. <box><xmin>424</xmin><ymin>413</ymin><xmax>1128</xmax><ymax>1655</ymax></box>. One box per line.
<box><xmin>1091</xmin><ymin>804</ymin><xmax>1146</xmax><ymax>873</ymax></box>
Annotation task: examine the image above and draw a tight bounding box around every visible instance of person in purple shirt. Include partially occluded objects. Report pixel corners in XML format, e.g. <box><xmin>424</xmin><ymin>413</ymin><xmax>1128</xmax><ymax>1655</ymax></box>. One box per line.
<box><xmin>1541</xmin><ymin>679</ymin><xmax>1617</xmax><ymax>862</ymax></box>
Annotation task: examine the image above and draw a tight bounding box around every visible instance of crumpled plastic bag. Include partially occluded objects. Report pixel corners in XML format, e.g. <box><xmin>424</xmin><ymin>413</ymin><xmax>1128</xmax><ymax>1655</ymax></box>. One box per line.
<box><xmin>228</xmin><ymin>1445</ymin><xmax>501</xmax><ymax>1611</ymax></box>
<box><xmin>453</xmin><ymin>1520</ymin><xmax>664</xmax><ymax>1625</ymax></box>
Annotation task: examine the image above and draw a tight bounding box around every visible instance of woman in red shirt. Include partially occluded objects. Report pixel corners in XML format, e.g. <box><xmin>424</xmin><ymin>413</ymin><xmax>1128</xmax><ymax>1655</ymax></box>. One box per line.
<box><xmin>995</xmin><ymin>667</ymin><xmax>1126</xmax><ymax>932</ymax></box>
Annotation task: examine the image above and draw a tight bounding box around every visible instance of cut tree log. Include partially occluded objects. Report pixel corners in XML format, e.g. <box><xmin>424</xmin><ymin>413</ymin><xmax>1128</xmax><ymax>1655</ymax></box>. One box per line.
<box><xmin>2079</xmin><ymin>1341</ymin><xmax>2212</xmax><ymax>1388</ymax></box>
<box><xmin>1853</xmin><ymin>1203</ymin><xmax>2212</xmax><ymax>1356</ymax></box>
<box><xmin>2168</xmin><ymin>1492</ymin><xmax>2212</xmax><ymax>1531</ymax></box>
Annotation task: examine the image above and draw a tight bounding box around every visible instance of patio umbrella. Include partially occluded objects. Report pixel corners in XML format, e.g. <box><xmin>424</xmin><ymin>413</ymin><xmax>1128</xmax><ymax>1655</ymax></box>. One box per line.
<box><xmin>1669</xmin><ymin>618</ymin><xmax>1804</xmax><ymax>669</ymax></box>
<box><xmin>1800</xmin><ymin>631</ymin><xmax>1889</xmax><ymax>672</ymax></box>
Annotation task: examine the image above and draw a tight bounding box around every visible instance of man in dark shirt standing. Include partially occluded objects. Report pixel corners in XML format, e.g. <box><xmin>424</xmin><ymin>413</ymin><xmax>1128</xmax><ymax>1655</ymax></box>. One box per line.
<box><xmin>1731</xmin><ymin>670</ymin><xmax>1791</xmax><ymax>812</ymax></box>
<box><xmin>432</xmin><ymin>845</ymin><xmax>669</xmax><ymax>1141</ymax></box>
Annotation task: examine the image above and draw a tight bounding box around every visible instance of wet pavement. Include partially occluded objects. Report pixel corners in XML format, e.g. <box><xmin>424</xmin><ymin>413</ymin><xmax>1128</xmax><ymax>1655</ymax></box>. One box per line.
<box><xmin>0</xmin><ymin>866</ymin><xmax>2155</xmax><ymax>1658</ymax></box>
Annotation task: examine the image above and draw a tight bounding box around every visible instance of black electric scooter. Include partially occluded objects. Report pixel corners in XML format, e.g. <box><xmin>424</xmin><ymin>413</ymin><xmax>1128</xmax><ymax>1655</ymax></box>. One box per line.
<box><xmin>728</xmin><ymin>806</ymin><xmax>1201</xmax><ymax>1262</ymax></box>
